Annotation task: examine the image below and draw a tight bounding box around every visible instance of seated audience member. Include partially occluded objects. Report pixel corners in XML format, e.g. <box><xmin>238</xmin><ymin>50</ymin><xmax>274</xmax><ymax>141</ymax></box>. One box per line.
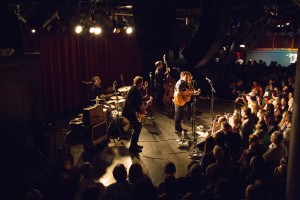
<box><xmin>128</xmin><ymin>163</ymin><xmax>144</xmax><ymax>184</ymax></box>
<box><xmin>221</xmin><ymin>121</ymin><xmax>243</xmax><ymax>162</ymax></box>
<box><xmin>105</xmin><ymin>164</ymin><xmax>133</xmax><ymax>200</ymax></box>
<box><xmin>287</xmin><ymin>91</ymin><xmax>293</xmax><ymax>112</ymax></box>
<box><xmin>205</xmin><ymin>145</ymin><xmax>235</xmax><ymax>193</ymax></box>
<box><xmin>280</xmin><ymin>97</ymin><xmax>288</xmax><ymax>112</ymax></box>
<box><xmin>74</xmin><ymin>162</ymin><xmax>105</xmax><ymax>200</ymax></box>
<box><xmin>158</xmin><ymin>175</ymin><xmax>181</xmax><ymax>200</ymax></box>
<box><xmin>133</xmin><ymin>175</ymin><xmax>158</xmax><ymax>200</ymax></box>
<box><xmin>200</xmin><ymin>136</ymin><xmax>216</xmax><ymax>173</ymax></box>
<box><xmin>281</xmin><ymin>111</ymin><xmax>292</xmax><ymax>151</ymax></box>
<box><xmin>263</xmin><ymin>111</ymin><xmax>278</xmax><ymax>136</ymax></box>
<box><xmin>263</xmin><ymin>131</ymin><xmax>287</xmax><ymax>179</ymax></box>
<box><xmin>253</xmin><ymin>128</ymin><xmax>269</xmax><ymax>154</ymax></box>
<box><xmin>245</xmin><ymin>156</ymin><xmax>266</xmax><ymax>185</ymax></box>
<box><xmin>244</xmin><ymin>184</ymin><xmax>263</xmax><ymax>200</ymax></box>
<box><xmin>158</xmin><ymin>161</ymin><xmax>177</xmax><ymax>195</ymax></box>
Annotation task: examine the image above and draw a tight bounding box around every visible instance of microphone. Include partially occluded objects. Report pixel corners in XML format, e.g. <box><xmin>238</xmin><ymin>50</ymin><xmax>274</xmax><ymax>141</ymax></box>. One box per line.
<box><xmin>206</xmin><ymin>77</ymin><xmax>211</xmax><ymax>82</ymax></box>
<box><xmin>81</xmin><ymin>81</ymin><xmax>92</xmax><ymax>84</ymax></box>
<box><xmin>113</xmin><ymin>81</ymin><xmax>117</xmax><ymax>91</ymax></box>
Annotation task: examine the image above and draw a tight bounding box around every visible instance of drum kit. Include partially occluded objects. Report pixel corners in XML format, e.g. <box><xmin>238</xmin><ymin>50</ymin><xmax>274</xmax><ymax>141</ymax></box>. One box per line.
<box><xmin>89</xmin><ymin>85</ymin><xmax>132</xmax><ymax>135</ymax></box>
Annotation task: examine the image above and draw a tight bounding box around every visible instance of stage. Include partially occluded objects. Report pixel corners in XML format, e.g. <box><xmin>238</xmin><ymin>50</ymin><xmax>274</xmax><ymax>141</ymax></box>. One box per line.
<box><xmin>69</xmin><ymin>97</ymin><xmax>235</xmax><ymax>187</ymax></box>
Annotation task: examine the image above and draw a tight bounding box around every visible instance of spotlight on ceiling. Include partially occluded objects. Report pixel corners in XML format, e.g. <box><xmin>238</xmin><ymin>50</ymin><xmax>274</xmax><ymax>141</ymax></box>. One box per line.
<box><xmin>125</xmin><ymin>26</ymin><xmax>133</xmax><ymax>34</ymax></box>
<box><xmin>94</xmin><ymin>26</ymin><xmax>102</xmax><ymax>35</ymax></box>
<box><xmin>75</xmin><ymin>25</ymin><xmax>83</xmax><ymax>34</ymax></box>
<box><xmin>239</xmin><ymin>44</ymin><xmax>246</xmax><ymax>48</ymax></box>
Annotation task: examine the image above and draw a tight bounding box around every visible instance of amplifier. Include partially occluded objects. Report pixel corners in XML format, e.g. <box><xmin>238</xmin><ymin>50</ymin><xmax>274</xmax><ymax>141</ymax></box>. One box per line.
<box><xmin>83</xmin><ymin>105</ymin><xmax>104</xmax><ymax>126</ymax></box>
<box><xmin>83</xmin><ymin>121</ymin><xmax>108</xmax><ymax>147</ymax></box>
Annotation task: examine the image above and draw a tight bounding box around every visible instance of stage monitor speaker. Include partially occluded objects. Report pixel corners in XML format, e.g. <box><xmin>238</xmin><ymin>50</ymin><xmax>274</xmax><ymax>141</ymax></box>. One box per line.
<box><xmin>83</xmin><ymin>105</ymin><xmax>104</xmax><ymax>126</ymax></box>
<box><xmin>83</xmin><ymin>121</ymin><xmax>107</xmax><ymax>147</ymax></box>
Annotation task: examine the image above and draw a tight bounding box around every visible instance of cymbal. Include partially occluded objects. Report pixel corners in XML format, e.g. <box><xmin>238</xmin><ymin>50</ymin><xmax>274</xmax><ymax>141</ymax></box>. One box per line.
<box><xmin>89</xmin><ymin>98</ymin><xmax>105</xmax><ymax>102</ymax></box>
<box><xmin>107</xmin><ymin>99</ymin><xmax>126</xmax><ymax>104</ymax></box>
<box><xmin>110</xmin><ymin>96</ymin><xmax>124</xmax><ymax>100</ymax></box>
<box><xmin>118</xmin><ymin>86</ymin><xmax>131</xmax><ymax>92</ymax></box>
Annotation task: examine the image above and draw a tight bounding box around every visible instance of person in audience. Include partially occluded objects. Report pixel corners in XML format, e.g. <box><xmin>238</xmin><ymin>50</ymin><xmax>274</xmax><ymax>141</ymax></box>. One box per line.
<box><xmin>253</xmin><ymin>128</ymin><xmax>269</xmax><ymax>153</ymax></box>
<box><xmin>263</xmin><ymin>111</ymin><xmax>278</xmax><ymax>136</ymax></box>
<box><xmin>128</xmin><ymin>163</ymin><xmax>144</xmax><ymax>184</ymax></box>
<box><xmin>280</xmin><ymin>97</ymin><xmax>288</xmax><ymax>112</ymax></box>
<box><xmin>245</xmin><ymin>155</ymin><xmax>266</xmax><ymax>185</ymax></box>
<box><xmin>158</xmin><ymin>161</ymin><xmax>177</xmax><ymax>195</ymax></box>
<box><xmin>200</xmin><ymin>136</ymin><xmax>216</xmax><ymax>173</ymax></box>
<box><xmin>105</xmin><ymin>164</ymin><xmax>133</xmax><ymax>200</ymax></box>
<box><xmin>240</xmin><ymin>106</ymin><xmax>255</xmax><ymax>147</ymax></box>
<box><xmin>287</xmin><ymin>91</ymin><xmax>293</xmax><ymax>112</ymax></box>
<box><xmin>74</xmin><ymin>162</ymin><xmax>105</xmax><ymax>200</ymax></box>
<box><xmin>133</xmin><ymin>175</ymin><xmax>158</xmax><ymax>200</ymax></box>
<box><xmin>282</xmin><ymin>111</ymin><xmax>292</xmax><ymax>151</ymax></box>
<box><xmin>158</xmin><ymin>174</ymin><xmax>181</xmax><ymax>200</ymax></box>
<box><xmin>263</xmin><ymin>131</ymin><xmax>287</xmax><ymax>179</ymax></box>
<box><xmin>251</xmin><ymin>80</ymin><xmax>263</xmax><ymax>97</ymax></box>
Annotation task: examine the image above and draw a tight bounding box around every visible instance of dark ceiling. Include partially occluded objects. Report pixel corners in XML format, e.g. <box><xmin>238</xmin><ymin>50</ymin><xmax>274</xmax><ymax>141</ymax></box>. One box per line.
<box><xmin>0</xmin><ymin>0</ymin><xmax>299</xmax><ymax>64</ymax></box>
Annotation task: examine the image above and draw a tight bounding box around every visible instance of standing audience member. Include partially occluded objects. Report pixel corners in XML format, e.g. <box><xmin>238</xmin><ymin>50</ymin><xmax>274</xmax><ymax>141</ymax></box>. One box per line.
<box><xmin>74</xmin><ymin>162</ymin><xmax>105</xmax><ymax>200</ymax></box>
<box><xmin>240</xmin><ymin>106</ymin><xmax>255</xmax><ymax>147</ymax></box>
<box><xmin>105</xmin><ymin>164</ymin><xmax>133</xmax><ymax>200</ymax></box>
<box><xmin>263</xmin><ymin>131</ymin><xmax>287</xmax><ymax>179</ymax></box>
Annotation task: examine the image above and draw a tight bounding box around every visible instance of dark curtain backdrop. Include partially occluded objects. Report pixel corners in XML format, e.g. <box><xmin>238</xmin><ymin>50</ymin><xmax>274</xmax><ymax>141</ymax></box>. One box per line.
<box><xmin>23</xmin><ymin>32</ymin><xmax>142</xmax><ymax>118</ymax></box>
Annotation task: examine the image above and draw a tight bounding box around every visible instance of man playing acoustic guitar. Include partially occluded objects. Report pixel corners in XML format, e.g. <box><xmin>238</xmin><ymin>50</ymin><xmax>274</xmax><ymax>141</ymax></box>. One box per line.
<box><xmin>173</xmin><ymin>71</ymin><xmax>200</xmax><ymax>134</ymax></box>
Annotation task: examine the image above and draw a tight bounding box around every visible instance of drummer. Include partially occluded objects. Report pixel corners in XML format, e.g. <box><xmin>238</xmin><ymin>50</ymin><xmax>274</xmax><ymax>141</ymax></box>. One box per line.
<box><xmin>90</xmin><ymin>76</ymin><xmax>114</xmax><ymax>100</ymax></box>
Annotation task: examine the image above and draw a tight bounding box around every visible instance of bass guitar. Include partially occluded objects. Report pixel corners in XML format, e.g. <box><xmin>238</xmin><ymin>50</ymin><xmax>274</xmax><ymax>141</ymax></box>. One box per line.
<box><xmin>162</xmin><ymin>54</ymin><xmax>177</xmax><ymax>107</ymax></box>
<box><xmin>174</xmin><ymin>89</ymin><xmax>201</xmax><ymax>106</ymax></box>
<box><xmin>136</xmin><ymin>96</ymin><xmax>153</xmax><ymax>122</ymax></box>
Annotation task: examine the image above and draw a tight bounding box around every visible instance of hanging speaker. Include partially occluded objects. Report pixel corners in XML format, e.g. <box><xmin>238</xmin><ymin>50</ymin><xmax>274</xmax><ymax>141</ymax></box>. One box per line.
<box><xmin>182</xmin><ymin>0</ymin><xmax>233</xmax><ymax>68</ymax></box>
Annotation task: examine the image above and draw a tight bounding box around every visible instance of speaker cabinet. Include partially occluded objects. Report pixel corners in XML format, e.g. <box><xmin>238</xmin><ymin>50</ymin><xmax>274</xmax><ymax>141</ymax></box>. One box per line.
<box><xmin>83</xmin><ymin>121</ymin><xmax>108</xmax><ymax>147</ymax></box>
<box><xmin>83</xmin><ymin>105</ymin><xmax>104</xmax><ymax>126</ymax></box>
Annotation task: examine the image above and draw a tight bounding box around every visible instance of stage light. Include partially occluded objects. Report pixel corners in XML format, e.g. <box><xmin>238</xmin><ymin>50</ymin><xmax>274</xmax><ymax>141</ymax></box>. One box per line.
<box><xmin>125</xmin><ymin>26</ymin><xmax>133</xmax><ymax>34</ymax></box>
<box><xmin>113</xmin><ymin>27</ymin><xmax>121</xmax><ymax>33</ymax></box>
<box><xmin>31</xmin><ymin>29</ymin><xmax>36</xmax><ymax>34</ymax></box>
<box><xmin>89</xmin><ymin>27</ymin><xmax>95</xmax><ymax>33</ymax></box>
<box><xmin>94</xmin><ymin>27</ymin><xmax>102</xmax><ymax>35</ymax></box>
<box><xmin>75</xmin><ymin>25</ymin><xmax>83</xmax><ymax>34</ymax></box>
<box><xmin>239</xmin><ymin>44</ymin><xmax>245</xmax><ymax>48</ymax></box>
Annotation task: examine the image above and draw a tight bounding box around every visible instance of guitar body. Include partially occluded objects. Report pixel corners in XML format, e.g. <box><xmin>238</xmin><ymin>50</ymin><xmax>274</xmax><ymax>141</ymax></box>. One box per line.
<box><xmin>173</xmin><ymin>90</ymin><xmax>192</xmax><ymax>106</ymax></box>
<box><xmin>174</xmin><ymin>89</ymin><xmax>200</xmax><ymax>106</ymax></box>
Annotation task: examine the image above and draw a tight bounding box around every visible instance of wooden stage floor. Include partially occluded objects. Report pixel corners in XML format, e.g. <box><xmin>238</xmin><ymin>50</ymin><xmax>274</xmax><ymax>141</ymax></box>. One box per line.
<box><xmin>69</xmin><ymin>98</ymin><xmax>235</xmax><ymax>187</ymax></box>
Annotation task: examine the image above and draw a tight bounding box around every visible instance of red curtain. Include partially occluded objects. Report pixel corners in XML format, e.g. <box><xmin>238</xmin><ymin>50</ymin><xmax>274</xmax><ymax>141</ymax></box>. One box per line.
<box><xmin>23</xmin><ymin>32</ymin><xmax>142</xmax><ymax>117</ymax></box>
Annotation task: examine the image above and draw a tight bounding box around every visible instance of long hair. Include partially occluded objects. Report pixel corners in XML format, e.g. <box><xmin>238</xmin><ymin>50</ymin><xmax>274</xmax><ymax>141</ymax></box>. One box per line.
<box><xmin>133</xmin><ymin>76</ymin><xmax>143</xmax><ymax>86</ymax></box>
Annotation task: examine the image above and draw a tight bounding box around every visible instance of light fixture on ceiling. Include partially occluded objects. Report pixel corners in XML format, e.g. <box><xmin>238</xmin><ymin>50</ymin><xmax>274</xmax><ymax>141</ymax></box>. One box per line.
<box><xmin>75</xmin><ymin>25</ymin><xmax>83</xmax><ymax>34</ymax></box>
<box><xmin>125</xmin><ymin>26</ymin><xmax>133</xmax><ymax>34</ymax></box>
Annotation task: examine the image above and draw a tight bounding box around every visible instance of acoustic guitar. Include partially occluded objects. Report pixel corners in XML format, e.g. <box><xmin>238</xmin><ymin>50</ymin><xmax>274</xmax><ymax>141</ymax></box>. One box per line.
<box><xmin>162</xmin><ymin>54</ymin><xmax>176</xmax><ymax>107</ymax></box>
<box><xmin>173</xmin><ymin>89</ymin><xmax>201</xmax><ymax>106</ymax></box>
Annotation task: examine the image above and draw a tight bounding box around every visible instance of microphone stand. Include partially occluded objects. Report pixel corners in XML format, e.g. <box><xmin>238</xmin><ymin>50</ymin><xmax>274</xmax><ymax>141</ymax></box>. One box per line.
<box><xmin>207</xmin><ymin>79</ymin><xmax>216</xmax><ymax>120</ymax></box>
